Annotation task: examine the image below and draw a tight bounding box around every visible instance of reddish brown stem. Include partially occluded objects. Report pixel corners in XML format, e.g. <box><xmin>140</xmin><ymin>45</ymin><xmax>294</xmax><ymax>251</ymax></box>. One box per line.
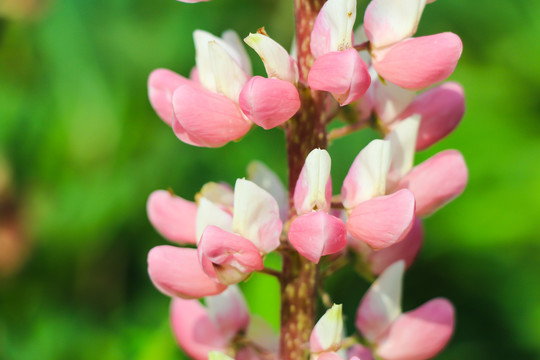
<box><xmin>279</xmin><ymin>1</ymin><xmax>328</xmax><ymax>359</ymax></box>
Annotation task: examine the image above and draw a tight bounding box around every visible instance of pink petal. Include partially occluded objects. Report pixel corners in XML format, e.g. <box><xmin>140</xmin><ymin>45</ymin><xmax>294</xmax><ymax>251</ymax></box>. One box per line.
<box><xmin>368</xmin><ymin>217</ymin><xmax>423</xmax><ymax>275</ymax></box>
<box><xmin>199</xmin><ymin>226</ymin><xmax>264</xmax><ymax>285</ymax></box>
<box><xmin>147</xmin><ymin>246</ymin><xmax>226</xmax><ymax>299</ymax></box>
<box><xmin>364</xmin><ymin>0</ymin><xmax>427</xmax><ymax>48</ymax></box>
<box><xmin>170</xmin><ymin>298</ymin><xmax>228</xmax><ymax>360</ymax></box>
<box><xmin>397</xmin><ymin>150</ymin><xmax>467</xmax><ymax>216</ymax></box>
<box><xmin>376</xmin><ymin>298</ymin><xmax>455</xmax><ymax>360</ymax></box>
<box><xmin>172</xmin><ymin>84</ymin><xmax>251</xmax><ymax>148</ymax></box>
<box><xmin>373</xmin><ymin>33</ymin><xmax>463</xmax><ymax>90</ymax></box>
<box><xmin>308</xmin><ymin>49</ymin><xmax>371</xmax><ymax>106</ymax></box>
<box><xmin>190</xmin><ymin>67</ymin><xmax>200</xmax><ymax>83</ymax></box>
<box><xmin>239</xmin><ymin>76</ymin><xmax>300</xmax><ymax>130</ymax></box>
<box><xmin>147</xmin><ymin>190</ymin><xmax>197</xmax><ymax>244</ymax></box>
<box><xmin>347</xmin><ymin>190</ymin><xmax>415</xmax><ymax>250</ymax></box>
<box><xmin>148</xmin><ymin>69</ymin><xmax>191</xmax><ymax>126</ymax></box>
<box><xmin>397</xmin><ymin>82</ymin><xmax>465</xmax><ymax>150</ymax></box>
<box><xmin>348</xmin><ymin>345</ymin><xmax>375</xmax><ymax>360</ymax></box>
<box><xmin>177</xmin><ymin>0</ymin><xmax>209</xmax><ymax>3</ymax></box>
<box><xmin>288</xmin><ymin>212</ymin><xmax>347</xmax><ymax>264</ymax></box>
<box><xmin>171</xmin><ymin>115</ymin><xmax>209</xmax><ymax>147</ymax></box>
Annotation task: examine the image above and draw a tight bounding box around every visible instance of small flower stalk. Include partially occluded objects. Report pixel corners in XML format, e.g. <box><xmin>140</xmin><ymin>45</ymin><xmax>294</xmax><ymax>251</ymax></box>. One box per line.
<box><xmin>146</xmin><ymin>0</ymin><xmax>467</xmax><ymax>359</ymax></box>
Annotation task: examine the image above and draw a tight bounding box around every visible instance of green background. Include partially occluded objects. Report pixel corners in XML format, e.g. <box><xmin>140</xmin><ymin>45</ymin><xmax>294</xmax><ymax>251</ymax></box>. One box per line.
<box><xmin>0</xmin><ymin>0</ymin><xmax>539</xmax><ymax>359</ymax></box>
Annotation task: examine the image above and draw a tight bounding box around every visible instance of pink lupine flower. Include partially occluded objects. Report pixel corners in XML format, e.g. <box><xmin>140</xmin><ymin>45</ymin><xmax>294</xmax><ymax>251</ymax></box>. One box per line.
<box><xmin>363</xmin><ymin>0</ymin><xmax>462</xmax><ymax>89</ymax></box>
<box><xmin>341</xmin><ymin>139</ymin><xmax>416</xmax><ymax>249</ymax></box>
<box><xmin>172</xmin><ymin>30</ymin><xmax>253</xmax><ymax>147</ymax></box>
<box><xmin>289</xmin><ymin>149</ymin><xmax>347</xmax><ymax>263</ymax></box>
<box><xmin>198</xmin><ymin>179</ymin><xmax>283</xmax><ymax>283</ymax></box>
<box><xmin>342</xmin><ymin>116</ymin><xmax>466</xmax><ymax>221</ymax></box>
<box><xmin>148</xmin><ymin>30</ymin><xmax>252</xmax><ymax>147</ymax></box>
<box><xmin>356</xmin><ymin>261</ymin><xmax>455</xmax><ymax>360</ymax></box>
<box><xmin>171</xmin><ymin>286</ymin><xmax>249</xmax><ymax>360</ymax></box>
<box><xmin>384</xmin><ymin>117</ymin><xmax>468</xmax><ymax>216</ymax></box>
<box><xmin>240</xmin><ymin>31</ymin><xmax>301</xmax><ymax>129</ymax></box>
<box><xmin>308</xmin><ymin>0</ymin><xmax>371</xmax><ymax>105</ymax></box>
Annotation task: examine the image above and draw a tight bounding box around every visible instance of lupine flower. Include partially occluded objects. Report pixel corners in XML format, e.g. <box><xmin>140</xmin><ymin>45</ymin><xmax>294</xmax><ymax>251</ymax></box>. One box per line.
<box><xmin>198</xmin><ymin>179</ymin><xmax>282</xmax><ymax>284</ymax></box>
<box><xmin>147</xmin><ymin>1</ymin><xmax>467</xmax><ymax>358</ymax></box>
<box><xmin>341</xmin><ymin>139</ymin><xmax>416</xmax><ymax>250</ymax></box>
<box><xmin>148</xmin><ymin>30</ymin><xmax>252</xmax><ymax>147</ymax></box>
<box><xmin>308</xmin><ymin>0</ymin><xmax>371</xmax><ymax>106</ymax></box>
<box><xmin>240</xmin><ymin>30</ymin><xmax>301</xmax><ymax>129</ymax></box>
<box><xmin>147</xmin><ymin>177</ymin><xmax>283</xmax><ymax>296</ymax></box>
<box><xmin>364</xmin><ymin>0</ymin><xmax>462</xmax><ymax>89</ymax></box>
<box><xmin>384</xmin><ymin>116</ymin><xmax>468</xmax><ymax>216</ymax></box>
<box><xmin>288</xmin><ymin>149</ymin><xmax>347</xmax><ymax>263</ymax></box>
<box><xmin>149</xmin><ymin>28</ymin><xmax>305</xmax><ymax>148</ymax></box>
<box><xmin>356</xmin><ymin>261</ymin><xmax>455</xmax><ymax>360</ymax></box>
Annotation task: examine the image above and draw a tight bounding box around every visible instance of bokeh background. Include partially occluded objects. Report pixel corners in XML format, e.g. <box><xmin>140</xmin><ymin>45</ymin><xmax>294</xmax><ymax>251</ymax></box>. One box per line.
<box><xmin>1</xmin><ymin>0</ymin><xmax>539</xmax><ymax>358</ymax></box>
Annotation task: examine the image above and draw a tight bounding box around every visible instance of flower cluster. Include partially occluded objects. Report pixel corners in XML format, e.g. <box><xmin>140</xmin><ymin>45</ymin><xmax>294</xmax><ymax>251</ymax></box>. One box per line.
<box><xmin>146</xmin><ymin>0</ymin><xmax>467</xmax><ymax>359</ymax></box>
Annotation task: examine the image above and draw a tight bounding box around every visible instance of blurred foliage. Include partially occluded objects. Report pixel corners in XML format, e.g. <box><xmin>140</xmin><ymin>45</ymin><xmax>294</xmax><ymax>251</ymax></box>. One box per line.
<box><xmin>0</xmin><ymin>0</ymin><xmax>539</xmax><ymax>359</ymax></box>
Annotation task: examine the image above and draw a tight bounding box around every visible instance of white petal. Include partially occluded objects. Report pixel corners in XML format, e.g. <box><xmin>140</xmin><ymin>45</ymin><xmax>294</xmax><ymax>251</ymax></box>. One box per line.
<box><xmin>374</xmin><ymin>81</ymin><xmax>416</xmax><ymax>124</ymax></box>
<box><xmin>313</xmin><ymin>304</ymin><xmax>343</xmax><ymax>352</ymax></box>
<box><xmin>365</xmin><ymin>0</ymin><xmax>427</xmax><ymax>48</ymax></box>
<box><xmin>221</xmin><ymin>30</ymin><xmax>252</xmax><ymax>75</ymax></box>
<box><xmin>342</xmin><ymin>139</ymin><xmax>391</xmax><ymax>209</ymax></box>
<box><xmin>193</xmin><ymin>30</ymin><xmax>248</xmax><ymax>99</ymax></box>
<box><xmin>244</xmin><ymin>33</ymin><xmax>299</xmax><ymax>84</ymax></box>
<box><xmin>354</xmin><ymin>24</ymin><xmax>372</xmax><ymax>66</ymax></box>
<box><xmin>208</xmin><ymin>41</ymin><xmax>249</xmax><ymax>100</ymax></box>
<box><xmin>357</xmin><ymin>260</ymin><xmax>404</xmax><ymax>342</ymax></box>
<box><xmin>296</xmin><ymin>149</ymin><xmax>332</xmax><ymax>214</ymax></box>
<box><xmin>198</xmin><ymin>182</ymin><xmax>234</xmax><ymax>208</ymax></box>
<box><xmin>385</xmin><ymin>115</ymin><xmax>420</xmax><ymax>188</ymax></box>
<box><xmin>232</xmin><ymin>179</ymin><xmax>282</xmax><ymax>254</ymax></box>
<box><xmin>247</xmin><ymin>161</ymin><xmax>288</xmax><ymax>222</ymax></box>
<box><xmin>196</xmin><ymin>197</ymin><xmax>233</xmax><ymax>243</ymax></box>
<box><xmin>323</xmin><ymin>0</ymin><xmax>357</xmax><ymax>51</ymax></box>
